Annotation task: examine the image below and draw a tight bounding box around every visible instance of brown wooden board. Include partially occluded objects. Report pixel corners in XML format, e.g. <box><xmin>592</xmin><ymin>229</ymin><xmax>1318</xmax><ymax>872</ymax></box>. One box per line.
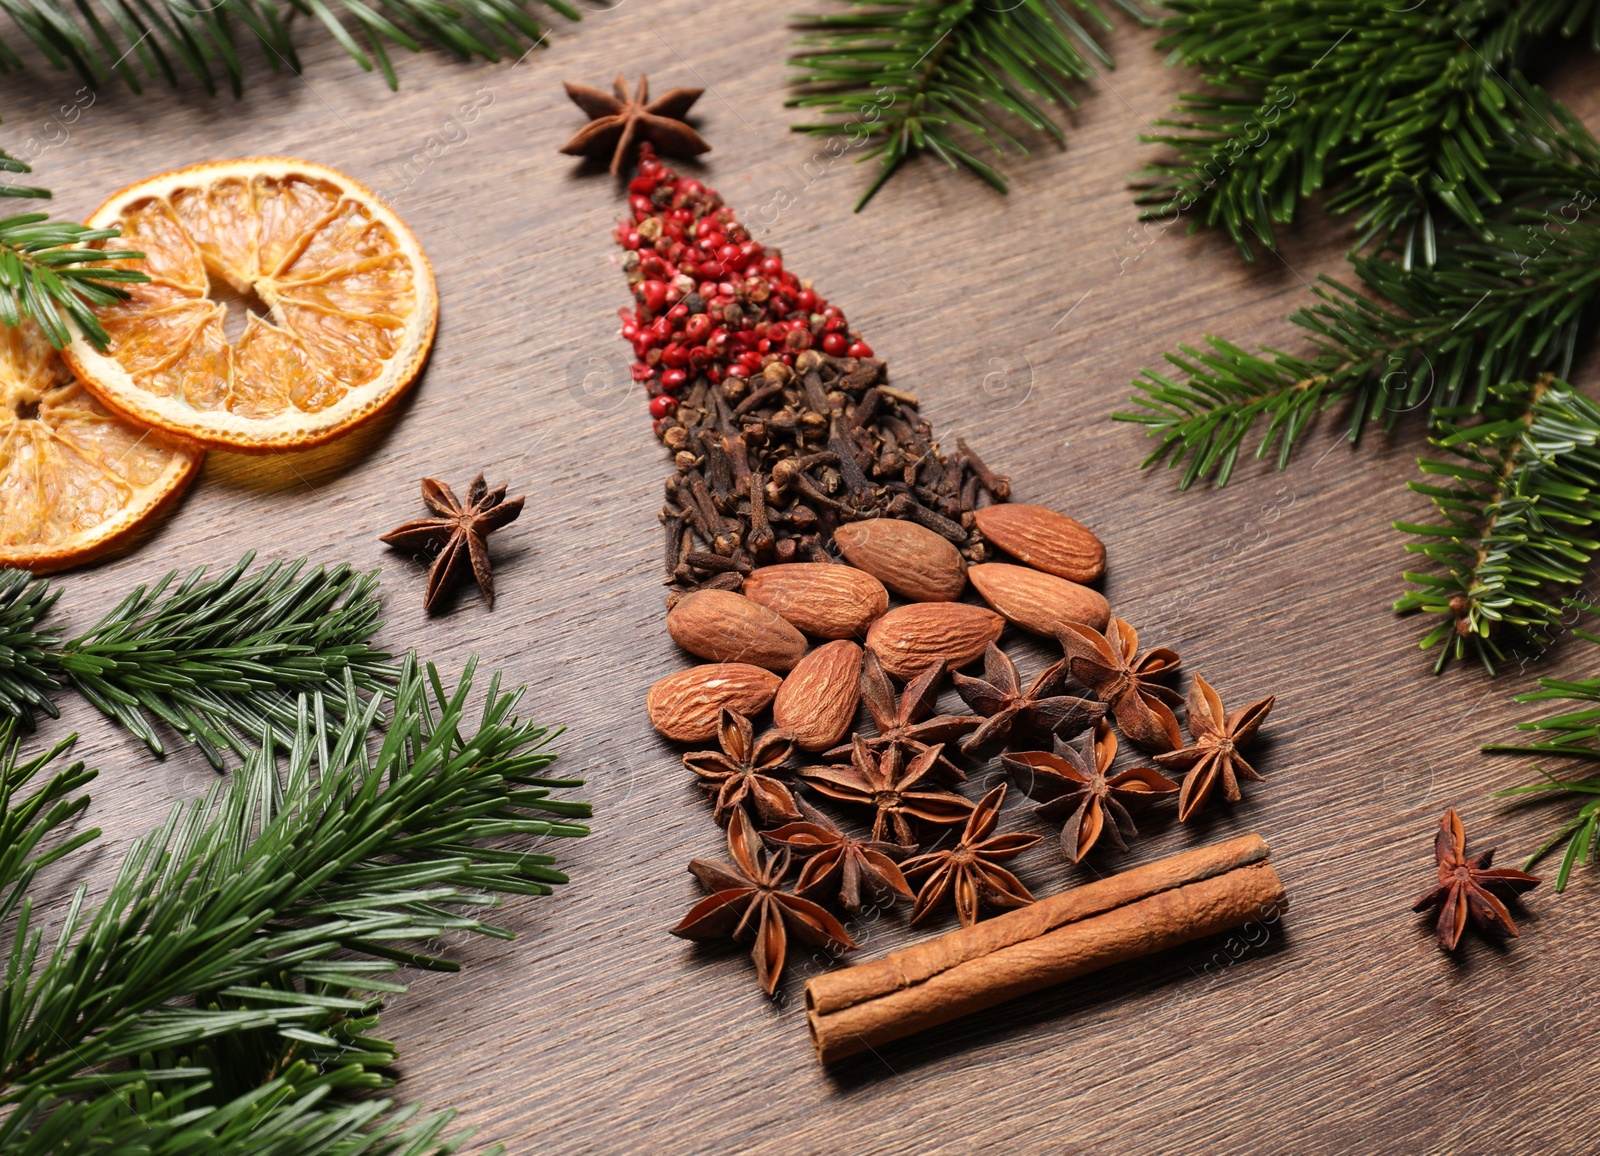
<box><xmin>10</xmin><ymin>7</ymin><xmax>1600</xmax><ymax>1152</ymax></box>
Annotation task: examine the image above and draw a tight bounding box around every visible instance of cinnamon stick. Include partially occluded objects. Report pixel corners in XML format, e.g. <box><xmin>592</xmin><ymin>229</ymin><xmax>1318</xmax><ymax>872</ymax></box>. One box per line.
<box><xmin>804</xmin><ymin>834</ymin><xmax>1285</xmax><ymax>1064</ymax></box>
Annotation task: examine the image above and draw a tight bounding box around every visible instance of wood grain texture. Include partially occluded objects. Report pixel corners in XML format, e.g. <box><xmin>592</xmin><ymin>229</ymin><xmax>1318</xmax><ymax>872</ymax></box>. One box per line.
<box><xmin>9</xmin><ymin>7</ymin><xmax>1600</xmax><ymax>1153</ymax></box>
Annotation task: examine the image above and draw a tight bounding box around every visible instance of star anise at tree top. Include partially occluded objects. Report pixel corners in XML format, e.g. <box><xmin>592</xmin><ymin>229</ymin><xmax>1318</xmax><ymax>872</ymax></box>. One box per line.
<box><xmin>379</xmin><ymin>473</ymin><xmax>524</xmax><ymax>614</ymax></box>
<box><xmin>683</xmin><ymin>708</ymin><xmax>799</xmax><ymax>827</ymax></box>
<box><xmin>671</xmin><ymin>808</ymin><xmax>857</xmax><ymax>995</ymax></box>
<box><xmin>1057</xmin><ymin>616</ymin><xmax>1182</xmax><ymax>753</ymax></box>
<box><xmin>803</xmin><ymin>734</ymin><xmax>974</xmax><ymax>845</ymax></box>
<box><xmin>1003</xmin><ymin>721</ymin><xmax>1178</xmax><ymax>862</ymax></box>
<box><xmin>824</xmin><ymin>653</ymin><xmax>981</xmax><ymax>783</ymax></box>
<box><xmin>1153</xmin><ymin>675</ymin><xmax>1273</xmax><ymax>822</ymax></box>
<box><xmin>1412</xmin><ymin>808</ymin><xmax>1540</xmax><ymax>951</ymax></box>
<box><xmin>901</xmin><ymin>784</ymin><xmax>1041</xmax><ymax>927</ymax></box>
<box><xmin>953</xmin><ymin>643</ymin><xmax>1105</xmax><ymax>752</ymax></box>
<box><xmin>559</xmin><ymin>74</ymin><xmax>711</xmax><ymax>176</ymax></box>
<box><xmin>763</xmin><ymin>802</ymin><xmax>914</xmax><ymax>914</ymax></box>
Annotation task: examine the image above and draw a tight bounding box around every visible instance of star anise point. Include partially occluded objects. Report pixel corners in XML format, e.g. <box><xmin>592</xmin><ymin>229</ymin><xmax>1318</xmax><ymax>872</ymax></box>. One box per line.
<box><xmin>901</xmin><ymin>784</ymin><xmax>1040</xmax><ymax>927</ymax></box>
<box><xmin>1412</xmin><ymin>807</ymin><xmax>1540</xmax><ymax>952</ymax></box>
<box><xmin>672</xmin><ymin>809</ymin><xmax>856</xmax><ymax>994</ymax></box>
<box><xmin>381</xmin><ymin>472</ymin><xmax>525</xmax><ymax>614</ymax></box>
<box><xmin>560</xmin><ymin>73</ymin><xmax>711</xmax><ymax>176</ymax></box>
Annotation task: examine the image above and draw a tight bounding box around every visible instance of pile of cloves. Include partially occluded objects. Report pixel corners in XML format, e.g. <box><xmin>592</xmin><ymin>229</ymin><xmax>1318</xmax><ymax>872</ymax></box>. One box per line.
<box><xmin>660</xmin><ymin>349</ymin><xmax>1010</xmax><ymax>605</ymax></box>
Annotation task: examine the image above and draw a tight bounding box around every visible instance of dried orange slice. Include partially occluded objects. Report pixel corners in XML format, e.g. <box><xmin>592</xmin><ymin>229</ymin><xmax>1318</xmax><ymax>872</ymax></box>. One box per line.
<box><xmin>63</xmin><ymin>158</ymin><xmax>437</xmax><ymax>452</ymax></box>
<box><xmin>1</xmin><ymin>321</ymin><xmax>201</xmax><ymax>572</ymax></box>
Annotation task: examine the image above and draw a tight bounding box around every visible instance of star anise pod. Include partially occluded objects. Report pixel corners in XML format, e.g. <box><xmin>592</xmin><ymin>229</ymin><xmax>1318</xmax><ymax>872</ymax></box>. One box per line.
<box><xmin>1153</xmin><ymin>675</ymin><xmax>1273</xmax><ymax>822</ymax></box>
<box><xmin>1003</xmin><ymin>721</ymin><xmax>1178</xmax><ymax>862</ymax></box>
<box><xmin>952</xmin><ymin>643</ymin><xmax>1105</xmax><ymax>753</ymax></box>
<box><xmin>683</xmin><ymin>708</ymin><xmax>800</xmax><ymax>827</ymax></box>
<box><xmin>901</xmin><ymin>784</ymin><xmax>1041</xmax><ymax>928</ymax></box>
<box><xmin>763</xmin><ymin>802</ymin><xmax>915</xmax><ymax>914</ymax></box>
<box><xmin>1057</xmin><ymin>616</ymin><xmax>1182</xmax><ymax>752</ymax></box>
<box><xmin>559</xmin><ymin>74</ymin><xmax>710</xmax><ymax>176</ymax></box>
<box><xmin>1412</xmin><ymin>808</ymin><xmax>1541</xmax><ymax>951</ymax></box>
<box><xmin>823</xmin><ymin>652</ymin><xmax>981</xmax><ymax>783</ymax></box>
<box><xmin>802</xmin><ymin>734</ymin><xmax>974</xmax><ymax>845</ymax></box>
<box><xmin>379</xmin><ymin>473</ymin><xmax>524</xmax><ymax>614</ymax></box>
<box><xmin>671</xmin><ymin>809</ymin><xmax>857</xmax><ymax>994</ymax></box>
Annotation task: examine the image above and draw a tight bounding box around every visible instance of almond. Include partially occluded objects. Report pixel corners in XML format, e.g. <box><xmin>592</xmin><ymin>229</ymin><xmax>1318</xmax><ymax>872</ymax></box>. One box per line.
<box><xmin>667</xmin><ymin>588</ymin><xmax>808</xmax><ymax>672</ymax></box>
<box><xmin>968</xmin><ymin>562</ymin><xmax>1109</xmax><ymax>636</ymax></box>
<box><xmin>646</xmin><ymin>663</ymin><xmax>782</xmax><ymax>742</ymax></box>
<box><xmin>974</xmin><ymin>503</ymin><xmax>1106</xmax><ymax>583</ymax></box>
<box><xmin>833</xmin><ymin>518</ymin><xmax>968</xmax><ymax>602</ymax></box>
<box><xmin>773</xmin><ymin>640</ymin><xmax>863</xmax><ymax>751</ymax></box>
<box><xmin>865</xmin><ymin>602</ymin><xmax>1004</xmax><ymax>679</ymax></box>
<box><xmin>742</xmin><ymin>563</ymin><xmax>888</xmax><ymax>639</ymax></box>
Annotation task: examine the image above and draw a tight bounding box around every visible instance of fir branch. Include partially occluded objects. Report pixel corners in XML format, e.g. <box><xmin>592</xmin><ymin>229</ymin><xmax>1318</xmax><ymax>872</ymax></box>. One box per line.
<box><xmin>53</xmin><ymin>553</ymin><xmax>396</xmax><ymax>769</ymax></box>
<box><xmin>0</xmin><ymin>727</ymin><xmax>97</xmax><ymax>930</ymax></box>
<box><xmin>787</xmin><ymin>0</ymin><xmax>1144</xmax><ymax>210</ymax></box>
<box><xmin>0</xmin><ymin>553</ymin><xmax>397</xmax><ymax>770</ymax></box>
<box><xmin>0</xmin><ymin>571</ymin><xmax>60</xmax><ymax>728</ymax></box>
<box><xmin>1115</xmin><ymin>158</ymin><xmax>1600</xmax><ymax>487</ymax></box>
<box><xmin>1485</xmin><ymin>633</ymin><xmax>1600</xmax><ymax>889</ymax></box>
<box><xmin>1393</xmin><ymin>377</ymin><xmax>1600</xmax><ymax>673</ymax></box>
<box><xmin>0</xmin><ymin>212</ymin><xmax>146</xmax><ymax>350</ymax></box>
<box><xmin>0</xmin><ymin>655</ymin><xmax>587</xmax><ymax>1151</ymax></box>
<box><xmin>0</xmin><ymin>0</ymin><xmax>579</xmax><ymax>94</ymax></box>
<box><xmin>1136</xmin><ymin>0</ymin><xmax>1600</xmax><ymax>260</ymax></box>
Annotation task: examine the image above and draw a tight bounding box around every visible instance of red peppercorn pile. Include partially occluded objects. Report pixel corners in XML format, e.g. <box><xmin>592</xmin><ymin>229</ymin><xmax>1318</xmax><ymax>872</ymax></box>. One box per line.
<box><xmin>613</xmin><ymin>146</ymin><xmax>1009</xmax><ymax>582</ymax></box>
<box><xmin>616</xmin><ymin>145</ymin><xmax>874</xmax><ymax>436</ymax></box>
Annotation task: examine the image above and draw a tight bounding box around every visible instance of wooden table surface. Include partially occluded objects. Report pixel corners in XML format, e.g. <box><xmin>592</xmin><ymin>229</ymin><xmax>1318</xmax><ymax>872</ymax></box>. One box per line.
<box><xmin>15</xmin><ymin>4</ymin><xmax>1600</xmax><ymax>1152</ymax></box>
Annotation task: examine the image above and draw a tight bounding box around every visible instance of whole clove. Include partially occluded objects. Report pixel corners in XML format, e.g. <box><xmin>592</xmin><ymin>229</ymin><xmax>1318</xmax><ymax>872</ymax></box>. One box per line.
<box><xmin>652</xmin><ymin>350</ymin><xmax>1008</xmax><ymax>599</ymax></box>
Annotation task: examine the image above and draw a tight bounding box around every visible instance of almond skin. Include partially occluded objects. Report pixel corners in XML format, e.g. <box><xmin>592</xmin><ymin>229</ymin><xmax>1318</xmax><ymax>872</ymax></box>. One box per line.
<box><xmin>773</xmin><ymin>640</ymin><xmax>863</xmax><ymax>751</ymax></box>
<box><xmin>833</xmin><ymin>519</ymin><xmax>968</xmax><ymax>602</ymax></box>
<box><xmin>667</xmin><ymin>588</ymin><xmax>808</xmax><ymax>672</ymax></box>
<box><xmin>646</xmin><ymin>663</ymin><xmax>782</xmax><ymax>742</ymax></box>
<box><xmin>742</xmin><ymin>563</ymin><xmax>889</xmax><ymax>639</ymax></box>
<box><xmin>968</xmin><ymin>563</ymin><xmax>1110</xmax><ymax>636</ymax></box>
<box><xmin>865</xmin><ymin>602</ymin><xmax>1004</xmax><ymax>679</ymax></box>
<box><xmin>974</xmin><ymin>504</ymin><xmax>1106</xmax><ymax>583</ymax></box>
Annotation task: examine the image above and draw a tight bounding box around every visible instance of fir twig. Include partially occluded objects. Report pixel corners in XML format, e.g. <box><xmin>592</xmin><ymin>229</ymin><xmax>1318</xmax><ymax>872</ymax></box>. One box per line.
<box><xmin>1486</xmin><ymin>631</ymin><xmax>1600</xmax><ymax>889</ymax></box>
<box><xmin>1393</xmin><ymin>378</ymin><xmax>1600</xmax><ymax>673</ymax></box>
<box><xmin>787</xmin><ymin>0</ymin><xmax>1144</xmax><ymax>210</ymax></box>
<box><xmin>0</xmin><ymin>0</ymin><xmax>579</xmax><ymax>94</ymax></box>
<box><xmin>0</xmin><ymin>553</ymin><xmax>397</xmax><ymax>770</ymax></box>
<box><xmin>0</xmin><ymin>571</ymin><xmax>60</xmax><ymax>728</ymax></box>
<box><xmin>0</xmin><ymin>212</ymin><xmax>146</xmax><ymax>350</ymax></box>
<box><xmin>1136</xmin><ymin>1</ymin><xmax>1600</xmax><ymax>260</ymax></box>
<box><xmin>1116</xmin><ymin>0</ymin><xmax>1600</xmax><ymax>678</ymax></box>
<box><xmin>54</xmin><ymin>553</ymin><xmax>396</xmax><ymax>769</ymax></box>
<box><xmin>0</xmin><ymin>656</ymin><xmax>588</xmax><ymax>1151</ymax></box>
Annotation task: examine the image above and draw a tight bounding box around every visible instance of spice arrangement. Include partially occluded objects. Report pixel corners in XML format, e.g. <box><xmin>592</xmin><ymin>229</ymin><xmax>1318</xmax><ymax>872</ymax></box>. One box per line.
<box><xmin>598</xmin><ymin>140</ymin><xmax>1286</xmax><ymax>1013</ymax></box>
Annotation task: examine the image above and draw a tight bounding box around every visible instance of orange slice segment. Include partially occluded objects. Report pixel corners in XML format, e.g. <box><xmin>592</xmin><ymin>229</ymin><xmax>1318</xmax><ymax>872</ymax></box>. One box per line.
<box><xmin>64</xmin><ymin>158</ymin><xmax>437</xmax><ymax>452</ymax></box>
<box><xmin>0</xmin><ymin>321</ymin><xmax>201</xmax><ymax>573</ymax></box>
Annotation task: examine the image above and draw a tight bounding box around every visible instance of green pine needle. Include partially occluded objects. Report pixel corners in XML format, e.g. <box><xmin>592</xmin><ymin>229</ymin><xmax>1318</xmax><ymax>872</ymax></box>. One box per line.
<box><xmin>0</xmin><ymin>552</ymin><xmax>398</xmax><ymax>770</ymax></box>
<box><xmin>0</xmin><ymin>0</ymin><xmax>579</xmax><ymax>95</ymax></box>
<box><xmin>1115</xmin><ymin>129</ymin><xmax>1600</xmax><ymax>489</ymax></box>
<box><xmin>787</xmin><ymin>0</ymin><xmax>1145</xmax><ymax>210</ymax></box>
<box><xmin>55</xmin><ymin>552</ymin><xmax>396</xmax><ymax>769</ymax></box>
<box><xmin>1138</xmin><ymin>0</ymin><xmax>1600</xmax><ymax>261</ymax></box>
<box><xmin>1486</xmin><ymin>643</ymin><xmax>1600</xmax><ymax>889</ymax></box>
<box><xmin>1393</xmin><ymin>378</ymin><xmax>1600</xmax><ymax>673</ymax></box>
<box><xmin>0</xmin><ymin>655</ymin><xmax>587</xmax><ymax>1151</ymax></box>
<box><xmin>0</xmin><ymin>146</ymin><xmax>149</xmax><ymax>351</ymax></box>
<box><xmin>0</xmin><ymin>570</ymin><xmax>61</xmax><ymax>728</ymax></box>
